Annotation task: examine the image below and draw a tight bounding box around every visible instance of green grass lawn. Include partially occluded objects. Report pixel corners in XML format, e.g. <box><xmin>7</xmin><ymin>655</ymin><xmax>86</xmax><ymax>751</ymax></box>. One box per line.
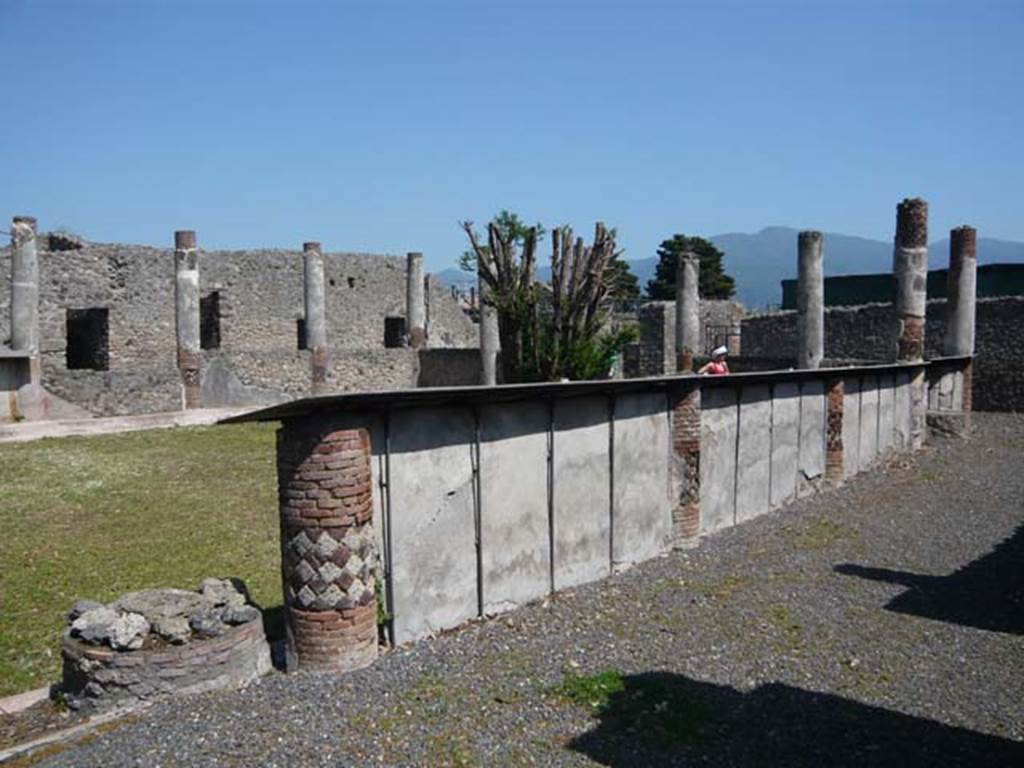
<box><xmin>0</xmin><ymin>423</ymin><xmax>281</xmax><ymax>697</ymax></box>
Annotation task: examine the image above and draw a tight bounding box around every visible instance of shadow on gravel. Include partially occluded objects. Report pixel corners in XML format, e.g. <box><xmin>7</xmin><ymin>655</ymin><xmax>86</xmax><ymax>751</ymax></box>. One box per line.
<box><xmin>835</xmin><ymin>523</ymin><xmax>1024</xmax><ymax>635</ymax></box>
<box><xmin>568</xmin><ymin>672</ymin><xmax>1023</xmax><ymax>767</ymax></box>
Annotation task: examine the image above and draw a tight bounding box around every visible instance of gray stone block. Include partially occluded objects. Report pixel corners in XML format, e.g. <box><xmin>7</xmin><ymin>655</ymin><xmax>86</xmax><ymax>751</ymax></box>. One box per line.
<box><xmin>736</xmin><ymin>385</ymin><xmax>771</xmax><ymax>523</ymax></box>
<box><xmin>612</xmin><ymin>393</ymin><xmax>672</xmax><ymax>567</ymax></box>
<box><xmin>479</xmin><ymin>402</ymin><xmax>550</xmax><ymax>615</ymax></box>
<box><xmin>388</xmin><ymin>406</ymin><xmax>477</xmax><ymax>644</ymax></box>
<box><xmin>701</xmin><ymin>387</ymin><xmax>738</xmax><ymax>533</ymax></box>
<box><xmin>553</xmin><ymin>397</ymin><xmax>611</xmax><ymax>590</ymax></box>
<box><xmin>771</xmin><ymin>382</ymin><xmax>801</xmax><ymax>506</ymax></box>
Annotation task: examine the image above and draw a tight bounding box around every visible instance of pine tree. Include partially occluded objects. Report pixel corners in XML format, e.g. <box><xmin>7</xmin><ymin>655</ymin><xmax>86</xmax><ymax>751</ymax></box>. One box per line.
<box><xmin>645</xmin><ymin>234</ymin><xmax>735</xmax><ymax>299</ymax></box>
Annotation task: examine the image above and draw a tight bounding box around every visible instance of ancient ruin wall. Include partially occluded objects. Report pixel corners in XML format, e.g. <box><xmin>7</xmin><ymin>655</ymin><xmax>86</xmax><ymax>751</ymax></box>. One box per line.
<box><xmin>741</xmin><ymin>297</ymin><xmax>1024</xmax><ymax>411</ymax></box>
<box><xmin>0</xmin><ymin>239</ymin><xmax>478</xmax><ymax>415</ymax></box>
<box><xmin>626</xmin><ymin>300</ymin><xmax>744</xmax><ymax>377</ymax></box>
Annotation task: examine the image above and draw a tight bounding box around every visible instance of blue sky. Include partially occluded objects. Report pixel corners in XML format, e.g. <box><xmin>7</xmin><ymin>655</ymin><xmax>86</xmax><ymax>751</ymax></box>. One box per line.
<box><xmin>1</xmin><ymin>0</ymin><xmax>1021</xmax><ymax>272</ymax></box>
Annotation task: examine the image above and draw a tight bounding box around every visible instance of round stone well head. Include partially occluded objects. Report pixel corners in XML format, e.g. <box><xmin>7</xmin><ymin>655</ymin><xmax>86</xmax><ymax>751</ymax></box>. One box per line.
<box><xmin>60</xmin><ymin>579</ymin><xmax>272</xmax><ymax>711</ymax></box>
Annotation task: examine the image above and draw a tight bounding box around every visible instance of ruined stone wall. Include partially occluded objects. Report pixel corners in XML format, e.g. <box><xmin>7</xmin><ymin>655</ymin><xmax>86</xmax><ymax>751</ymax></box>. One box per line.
<box><xmin>0</xmin><ymin>238</ymin><xmax>478</xmax><ymax>415</ymax></box>
<box><xmin>625</xmin><ymin>300</ymin><xmax>745</xmax><ymax>377</ymax></box>
<box><xmin>741</xmin><ymin>297</ymin><xmax>1024</xmax><ymax>411</ymax></box>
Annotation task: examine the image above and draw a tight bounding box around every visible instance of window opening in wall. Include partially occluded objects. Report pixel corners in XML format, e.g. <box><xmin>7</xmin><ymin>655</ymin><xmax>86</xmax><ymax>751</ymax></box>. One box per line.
<box><xmin>66</xmin><ymin>308</ymin><xmax>109</xmax><ymax>371</ymax></box>
<box><xmin>200</xmin><ymin>291</ymin><xmax>221</xmax><ymax>350</ymax></box>
<box><xmin>329</xmin><ymin>278</ymin><xmax>337</xmax><ymax>287</ymax></box>
<box><xmin>347</xmin><ymin>277</ymin><xmax>356</xmax><ymax>289</ymax></box>
<box><xmin>297</xmin><ymin>318</ymin><xmax>307</xmax><ymax>350</ymax></box>
<box><xmin>384</xmin><ymin>316</ymin><xmax>406</xmax><ymax>348</ymax></box>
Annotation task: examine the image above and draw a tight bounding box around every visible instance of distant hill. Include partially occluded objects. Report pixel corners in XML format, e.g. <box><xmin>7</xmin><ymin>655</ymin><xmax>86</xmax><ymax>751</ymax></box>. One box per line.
<box><xmin>437</xmin><ymin>229</ymin><xmax>1024</xmax><ymax>309</ymax></box>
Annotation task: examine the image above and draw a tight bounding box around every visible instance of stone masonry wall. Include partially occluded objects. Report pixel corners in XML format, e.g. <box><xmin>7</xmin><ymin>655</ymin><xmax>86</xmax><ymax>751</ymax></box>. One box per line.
<box><xmin>0</xmin><ymin>238</ymin><xmax>478</xmax><ymax>415</ymax></box>
<box><xmin>741</xmin><ymin>296</ymin><xmax>1024</xmax><ymax>411</ymax></box>
<box><xmin>626</xmin><ymin>300</ymin><xmax>745</xmax><ymax>377</ymax></box>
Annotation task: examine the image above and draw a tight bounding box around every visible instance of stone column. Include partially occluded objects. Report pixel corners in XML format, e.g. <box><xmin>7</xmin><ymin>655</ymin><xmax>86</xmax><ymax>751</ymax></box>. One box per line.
<box><xmin>10</xmin><ymin>216</ymin><xmax>39</xmax><ymax>356</ymax></box>
<box><xmin>893</xmin><ymin>198</ymin><xmax>928</xmax><ymax>361</ymax></box>
<box><xmin>674</xmin><ymin>252</ymin><xmax>700</xmax><ymax>373</ymax></box>
<box><xmin>277</xmin><ymin>421</ymin><xmax>378</xmax><ymax>673</ymax></box>
<box><xmin>825</xmin><ymin>378</ymin><xmax>844</xmax><ymax>485</ymax></box>
<box><xmin>174</xmin><ymin>230</ymin><xmax>201</xmax><ymax>409</ymax></box>
<box><xmin>797</xmin><ymin>231</ymin><xmax>824</xmax><ymax>369</ymax></box>
<box><xmin>406</xmin><ymin>252</ymin><xmax>426</xmax><ymax>349</ymax></box>
<box><xmin>944</xmin><ymin>226</ymin><xmax>976</xmax><ymax>358</ymax></box>
<box><xmin>479</xmin><ymin>282</ymin><xmax>499</xmax><ymax>386</ymax></box>
<box><xmin>303</xmin><ymin>242</ymin><xmax>329</xmax><ymax>394</ymax></box>
<box><xmin>671</xmin><ymin>386</ymin><xmax>701</xmax><ymax>544</ymax></box>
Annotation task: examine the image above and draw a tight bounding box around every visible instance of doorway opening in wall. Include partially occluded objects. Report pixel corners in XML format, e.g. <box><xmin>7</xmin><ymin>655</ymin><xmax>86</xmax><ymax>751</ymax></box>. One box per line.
<box><xmin>200</xmin><ymin>292</ymin><xmax>221</xmax><ymax>350</ymax></box>
<box><xmin>66</xmin><ymin>308</ymin><xmax>109</xmax><ymax>370</ymax></box>
<box><xmin>384</xmin><ymin>316</ymin><xmax>406</xmax><ymax>348</ymax></box>
<box><xmin>296</xmin><ymin>318</ymin><xmax>307</xmax><ymax>350</ymax></box>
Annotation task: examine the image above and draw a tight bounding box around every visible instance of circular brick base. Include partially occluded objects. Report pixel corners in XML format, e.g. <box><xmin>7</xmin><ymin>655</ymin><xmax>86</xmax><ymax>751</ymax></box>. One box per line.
<box><xmin>285</xmin><ymin>604</ymin><xmax>377</xmax><ymax>672</ymax></box>
<box><xmin>61</xmin><ymin>619</ymin><xmax>271</xmax><ymax>711</ymax></box>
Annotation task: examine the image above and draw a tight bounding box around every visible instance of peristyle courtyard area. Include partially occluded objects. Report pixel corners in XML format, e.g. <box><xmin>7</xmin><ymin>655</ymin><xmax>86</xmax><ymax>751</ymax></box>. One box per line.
<box><xmin>1</xmin><ymin>414</ymin><xmax>1021</xmax><ymax>766</ymax></box>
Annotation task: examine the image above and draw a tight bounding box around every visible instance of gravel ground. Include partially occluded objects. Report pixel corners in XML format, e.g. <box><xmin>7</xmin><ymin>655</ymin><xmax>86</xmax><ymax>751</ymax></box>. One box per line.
<box><xmin>38</xmin><ymin>413</ymin><xmax>1024</xmax><ymax>767</ymax></box>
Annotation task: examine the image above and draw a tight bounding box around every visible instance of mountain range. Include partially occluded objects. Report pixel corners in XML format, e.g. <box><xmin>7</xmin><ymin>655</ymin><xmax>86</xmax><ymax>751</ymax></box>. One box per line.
<box><xmin>437</xmin><ymin>227</ymin><xmax>1024</xmax><ymax>309</ymax></box>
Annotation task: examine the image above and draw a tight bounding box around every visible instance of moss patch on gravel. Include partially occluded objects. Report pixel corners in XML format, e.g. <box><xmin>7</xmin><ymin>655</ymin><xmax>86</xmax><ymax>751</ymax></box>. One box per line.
<box><xmin>555</xmin><ymin>669</ymin><xmax>712</xmax><ymax>748</ymax></box>
<box><xmin>0</xmin><ymin>423</ymin><xmax>279</xmax><ymax>696</ymax></box>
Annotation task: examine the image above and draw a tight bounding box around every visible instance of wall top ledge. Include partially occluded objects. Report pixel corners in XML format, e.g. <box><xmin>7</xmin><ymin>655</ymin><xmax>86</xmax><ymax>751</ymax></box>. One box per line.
<box><xmin>220</xmin><ymin>359</ymin><xmax>947</xmax><ymax>426</ymax></box>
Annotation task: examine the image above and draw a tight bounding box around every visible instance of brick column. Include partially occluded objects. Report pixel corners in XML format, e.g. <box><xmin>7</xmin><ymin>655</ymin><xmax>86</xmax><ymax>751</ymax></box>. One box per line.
<box><xmin>893</xmin><ymin>198</ymin><xmax>928</xmax><ymax>362</ymax></box>
<box><xmin>302</xmin><ymin>242</ymin><xmax>329</xmax><ymax>394</ymax></box>
<box><xmin>277</xmin><ymin>422</ymin><xmax>378</xmax><ymax>673</ymax></box>
<box><xmin>671</xmin><ymin>386</ymin><xmax>701</xmax><ymax>543</ymax></box>
<box><xmin>174</xmin><ymin>230</ymin><xmax>202</xmax><ymax>409</ymax></box>
<box><xmin>825</xmin><ymin>378</ymin><xmax>844</xmax><ymax>485</ymax></box>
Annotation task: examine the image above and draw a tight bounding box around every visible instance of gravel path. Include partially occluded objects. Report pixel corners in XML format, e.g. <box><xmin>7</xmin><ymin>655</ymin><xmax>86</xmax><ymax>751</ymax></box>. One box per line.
<box><xmin>40</xmin><ymin>414</ymin><xmax>1024</xmax><ymax>767</ymax></box>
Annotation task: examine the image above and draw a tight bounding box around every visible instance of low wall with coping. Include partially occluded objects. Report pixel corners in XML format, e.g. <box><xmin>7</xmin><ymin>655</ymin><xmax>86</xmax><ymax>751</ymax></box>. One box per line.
<box><xmin>741</xmin><ymin>296</ymin><xmax>1023</xmax><ymax>411</ymax></box>
<box><xmin>227</xmin><ymin>356</ymin><xmax>966</xmax><ymax>669</ymax></box>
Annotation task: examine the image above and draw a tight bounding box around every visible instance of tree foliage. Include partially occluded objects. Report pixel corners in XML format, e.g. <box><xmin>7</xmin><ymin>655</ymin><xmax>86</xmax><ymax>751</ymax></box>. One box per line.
<box><xmin>645</xmin><ymin>234</ymin><xmax>735</xmax><ymax>300</ymax></box>
<box><xmin>461</xmin><ymin>214</ymin><xmax>637</xmax><ymax>382</ymax></box>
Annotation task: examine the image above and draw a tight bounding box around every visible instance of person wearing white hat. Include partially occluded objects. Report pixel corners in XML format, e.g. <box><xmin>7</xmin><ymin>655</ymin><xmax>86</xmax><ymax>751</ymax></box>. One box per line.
<box><xmin>698</xmin><ymin>346</ymin><xmax>730</xmax><ymax>376</ymax></box>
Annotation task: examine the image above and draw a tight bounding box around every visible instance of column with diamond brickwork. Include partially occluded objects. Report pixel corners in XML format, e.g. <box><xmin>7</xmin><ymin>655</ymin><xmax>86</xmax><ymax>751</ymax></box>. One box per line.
<box><xmin>276</xmin><ymin>421</ymin><xmax>378</xmax><ymax>672</ymax></box>
<box><xmin>825</xmin><ymin>377</ymin><xmax>844</xmax><ymax>485</ymax></box>
<box><xmin>671</xmin><ymin>385</ymin><xmax>701</xmax><ymax>543</ymax></box>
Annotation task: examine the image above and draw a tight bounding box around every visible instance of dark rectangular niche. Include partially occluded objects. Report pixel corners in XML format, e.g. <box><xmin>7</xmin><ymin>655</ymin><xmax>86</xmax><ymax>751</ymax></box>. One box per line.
<box><xmin>384</xmin><ymin>316</ymin><xmax>406</xmax><ymax>348</ymax></box>
<box><xmin>200</xmin><ymin>292</ymin><xmax>221</xmax><ymax>350</ymax></box>
<box><xmin>66</xmin><ymin>308</ymin><xmax>110</xmax><ymax>371</ymax></box>
<box><xmin>296</xmin><ymin>318</ymin><xmax>307</xmax><ymax>350</ymax></box>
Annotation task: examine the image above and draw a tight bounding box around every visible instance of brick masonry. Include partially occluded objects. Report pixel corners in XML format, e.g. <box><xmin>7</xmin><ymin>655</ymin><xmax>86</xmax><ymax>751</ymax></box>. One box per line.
<box><xmin>671</xmin><ymin>386</ymin><xmax>701</xmax><ymax>542</ymax></box>
<box><xmin>825</xmin><ymin>378</ymin><xmax>844</xmax><ymax>484</ymax></box>
<box><xmin>741</xmin><ymin>296</ymin><xmax>1024</xmax><ymax>412</ymax></box>
<box><xmin>276</xmin><ymin>423</ymin><xmax>378</xmax><ymax>672</ymax></box>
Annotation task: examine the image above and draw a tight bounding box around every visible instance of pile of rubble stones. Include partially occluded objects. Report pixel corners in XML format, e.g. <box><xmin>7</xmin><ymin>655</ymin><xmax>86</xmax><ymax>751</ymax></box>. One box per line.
<box><xmin>61</xmin><ymin>579</ymin><xmax>272</xmax><ymax>710</ymax></box>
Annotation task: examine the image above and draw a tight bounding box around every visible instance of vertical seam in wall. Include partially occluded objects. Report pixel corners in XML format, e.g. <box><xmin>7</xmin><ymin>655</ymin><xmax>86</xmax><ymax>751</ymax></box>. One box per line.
<box><xmin>608</xmin><ymin>395</ymin><xmax>615</xmax><ymax>574</ymax></box>
<box><xmin>732</xmin><ymin>387</ymin><xmax>742</xmax><ymax>527</ymax></box>
<box><xmin>382</xmin><ymin>409</ymin><xmax>395</xmax><ymax>646</ymax></box>
<box><xmin>767</xmin><ymin>383</ymin><xmax>775</xmax><ymax>508</ymax></box>
<box><xmin>472</xmin><ymin>406</ymin><xmax>483</xmax><ymax>618</ymax></box>
<box><xmin>547</xmin><ymin>398</ymin><xmax>555</xmax><ymax>595</ymax></box>
<box><xmin>857</xmin><ymin>377</ymin><xmax>864</xmax><ymax>472</ymax></box>
<box><xmin>892</xmin><ymin>376</ymin><xmax>899</xmax><ymax>448</ymax></box>
<box><xmin>875</xmin><ymin>376</ymin><xmax>882</xmax><ymax>459</ymax></box>
<box><xmin>796</xmin><ymin>380</ymin><xmax>804</xmax><ymax>498</ymax></box>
